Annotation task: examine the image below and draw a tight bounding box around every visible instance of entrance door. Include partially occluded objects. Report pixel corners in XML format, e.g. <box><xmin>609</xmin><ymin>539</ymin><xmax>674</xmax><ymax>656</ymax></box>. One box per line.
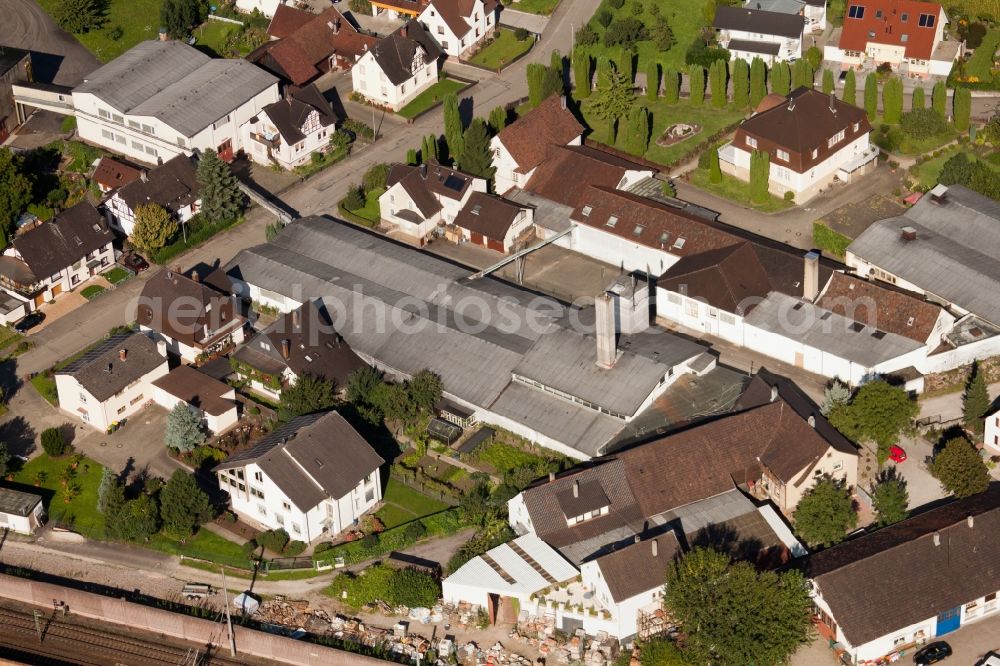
<box><xmin>936</xmin><ymin>606</ymin><xmax>961</xmax><ymax>635</ymax></box>
<box><xmin>217</xmin><ymin>139</ymin><xmax>234</xmax><ymax>163</ymax></box>
<box><xmin>794</xmin><ymin>351</ymin><xmax>804</xmax><ymax>368</ymax></box>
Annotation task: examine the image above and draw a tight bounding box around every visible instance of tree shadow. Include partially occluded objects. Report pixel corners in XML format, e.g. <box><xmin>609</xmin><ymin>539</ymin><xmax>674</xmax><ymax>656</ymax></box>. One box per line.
<box><xmin>690</xmin><ymin>521</ymin><xmax>785</xmax><ymax>569</ymax></box>
<box><xmin>0</xmin><ymin>359</ymin><xmax>23</xmax><ymax>401</ymax></box>
<box><xmin>0</xmin><ymin>416</ymin><xmax>36</xmax><ymax>457</ymax></box>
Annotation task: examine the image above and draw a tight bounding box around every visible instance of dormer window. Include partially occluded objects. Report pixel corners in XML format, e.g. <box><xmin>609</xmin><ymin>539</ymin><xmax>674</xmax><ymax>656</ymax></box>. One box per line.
<box><xmin>567</xmin><ymin>505</ymin><xmax>610</xmax><ymax>525</ymax></box>
<box><xmin>746</xmin><ymin>136</ymin><xmax>758</xmax><ymax>149</ymax></box>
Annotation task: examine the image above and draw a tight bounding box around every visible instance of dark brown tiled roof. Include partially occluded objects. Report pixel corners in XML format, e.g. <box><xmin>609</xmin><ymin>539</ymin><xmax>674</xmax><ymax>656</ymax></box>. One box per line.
<box><xmin>496</xmin><ymin>94</ymin><xmax>584</xmax><ymax>175</ymax></box>
<box><xmin>115</xmin><ymin>154</ymin><xmax>200</xmax><ymax>215</ymax></box>
<box><xmin>427</xmin><ymin>0</ymin><xmax>477</xmax><ymax>37</ymax></box>
<box><xmin>233</xmin><ymin>301</ymin><xmax>366</xmax><ymax>389</ymax></box>
<box><xmin>658</xmin><ymin>240</ymin><xmax>838</xmax><ymax>313</ymax></box>
<box><xmin>713</xmin><ymin>5</ymin><xmax>805</xmax><ymax>38</ymax></box>
<box><xmin>372</xmin><ymin>20</ymin><xmax>442</xmax><ymax>86</ymax></box>
<box><xmin>58</xmin><ymin>333</ymin><xmax>166</xmax><ymax>401</ymax></box>
<box><xmin>267</xmin><ymin>4</ymin><xmax>315</xmax><ymax>39</ymax></box>
<box><xmin>596</xmin><ymin>533</ymin><xmax>681</xmax><ymax>603</ymax></box>
<box><xmin>137</xmin><ymin>269</ymin><xmax>244</xmax><ymax>350</ymax></box>
<box><xmin>387</xmin><ymin>162</ymin><xmax>476</xmax><ymax>217</ymax></box>
<box><xmin>215</xmin><ymin>411</ymin><xmax>384</xmax><ymax>512</ymax></box>
<box><xmin>734</xmin><ymin>88</ymin><xmax>872</xmax><ymax>175</ymax></box>
<box><xmin>152</xmin><ymin>365</ymin><xmax>235</xmax><ymax>416</ymax></box>
<box><xmin>807</xmin><ymin>485</ymin><xmax>1000</xmax><ymax>647</ymax></box>
<box><xmin>556</xmin><ymin>480</ymin><xmax>610</xmax><ymax>519</ymax></box>
<box><xmin>453</xmin><ymin>192</ymin><xmax>523</xmax><ymax>243</ymax></box>
<box><xmin>13</xmin><ymin>202</ymin><xmax>114</xmax><ymax>280</ymax></box>
<box><xmin>524</xmin><ymin>145</ymin><xmax>650</xmax><ymax>210</ymax></box>
<box><xmin>92</xmin><ymin>157</ymin><xmax>142</xmax><ymax>191</ymax></box>
<box><xmin>261</xmin><ymin>84</ymin><xmax>337</xmax><ymax>145</ymax></box>
<box><xmin>817</xmin><ymin>272</ymin><xmax>944</xmax><ymax>344</ymax></box>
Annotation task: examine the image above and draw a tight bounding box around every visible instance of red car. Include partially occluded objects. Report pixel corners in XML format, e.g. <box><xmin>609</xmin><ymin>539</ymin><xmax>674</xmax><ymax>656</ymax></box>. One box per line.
<box><xmin>889</xmin><ymin>445</ymin><xmax>907</xmax><ymax>463</ymax></box>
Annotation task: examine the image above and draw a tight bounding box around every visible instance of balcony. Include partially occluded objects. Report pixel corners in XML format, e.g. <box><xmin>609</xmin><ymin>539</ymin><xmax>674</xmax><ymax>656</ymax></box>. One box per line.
<box><xmin>251</xmin><ymin>132</ymin><xmax>282</xmax><ymax>150</ymax></box>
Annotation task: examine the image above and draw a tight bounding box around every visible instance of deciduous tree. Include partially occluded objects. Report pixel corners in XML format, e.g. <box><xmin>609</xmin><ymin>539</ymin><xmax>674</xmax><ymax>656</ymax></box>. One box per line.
<box><xmin>160</xmin><ymin>469</ymin><xmax>214</xmax><ymax>538</ymax></box>
<box><xmin>165</xmin><ymin>403</ymin><xmax>206</xmax><ymax>452</ymax></box>
<box><xmin>827</xmin><ymin>379</ymin><xmax>918</xmax><ymax>463</ymax></box>
<box><xmin>664</xmin><ymin>547</ymin><xmax>812</xmax><ymax>666</ymax></box>
<box><xmin>161</xmin><ymin>0</ymin><xmax>204</xmax><ymax>38</ymax></box>
<box><xmin>196</xmin><ymin>149</ymin><xmax>243</xmax><ymax>224</ymax></box>
<box><xmin>591</xmin><ymin>65</ymin><xmax>635</xmax><ymax>142</ymax></box>
<box><xmin>0</xmin><ymin>149</ymin><xmax>32</xmax><ymax>249</ymax></box>
<box><xmin>108</xmin><ymin>495</ymin><xmax>160</xmax><ymax>542</ymax></box>
<box><xmin>793</xmin><ymin>476</ymin><xmax>857</xmax><ymax>547</ymax></box>
<box><xmin>932</xmin><ymin>437</ymin><xmax>990</xmax><ymax>498</ymax></box>
<box><xmin>408</xmin><ymin>369</ymin><xmax>443</xmax><ymax>414</ymax></box>
<box><xmin>130</xmin><ymin>203</ymin><xmax>177</xmax><ymax>254</ymax></box>
<box><xmin>278</xmin><ymin>373</ymin><xmax>336</xmax><ymax>421</ymax></box>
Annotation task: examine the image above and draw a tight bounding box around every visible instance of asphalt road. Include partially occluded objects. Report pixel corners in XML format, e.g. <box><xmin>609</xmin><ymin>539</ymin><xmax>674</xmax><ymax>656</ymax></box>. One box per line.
<box><xmin>2</xmin><ymin>0</ymin><xmax>100</xmax><ymax>86</ymax></box>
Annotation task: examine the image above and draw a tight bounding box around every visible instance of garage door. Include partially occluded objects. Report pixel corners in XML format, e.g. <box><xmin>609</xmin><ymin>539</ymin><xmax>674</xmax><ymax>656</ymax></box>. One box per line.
<box><xmin>470</xmin><ymin>232</ymin><xmax>484</xmax><ymax>246</ymax></box>
<box><xmin>487</xmin><ymin>238</ymin><xmax>504</xmax><ymax>252</ymax></box>
<box><xmin>50</xmin><ymin>283</ymin><xmax>63</xmax><ymax>297</ymax></box>
<box><xmin>935</xmin><ymin>606</ymin><xmax>961</xmax><ymax>635</ymax></box>
<box><xmin>33</xmin><ymin>294</ymin><xmax>44</xmax><ymax>308</ymax></box>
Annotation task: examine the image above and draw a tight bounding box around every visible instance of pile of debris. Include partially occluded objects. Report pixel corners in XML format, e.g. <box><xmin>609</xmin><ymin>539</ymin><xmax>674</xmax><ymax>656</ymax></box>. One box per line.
<box><xmin>509</xmin><ymin>617</ymin><xmax>618</xmax><ymax>664</ymax></box>
<box><xmin>256</xmin><ymin>598</ymin><xmax>333</xmax><ymax>633</ymax></box>
<box><xmin>458</xmin><ymin>641</ymin><xmax>536</xmax><ymax>666</ymax></box>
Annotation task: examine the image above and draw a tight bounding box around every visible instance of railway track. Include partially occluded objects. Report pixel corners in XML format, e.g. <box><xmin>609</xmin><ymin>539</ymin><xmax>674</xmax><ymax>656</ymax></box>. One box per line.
<box><xmin>0</xmin><ymin>606</ymin><xmax>236</xmax><ymax>665</ymax></box>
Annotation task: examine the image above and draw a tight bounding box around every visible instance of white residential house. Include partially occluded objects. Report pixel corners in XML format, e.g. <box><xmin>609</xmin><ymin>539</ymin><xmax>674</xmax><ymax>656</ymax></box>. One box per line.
<box><xmin>742</xmin><ymin>0</ymin><xmax>827</xmax><ymax>34</ymax></box>
<box><xmin>418</xmin><ymin>0</ymin><xmax>499</xmax><ymax>58</ymax></box>
<box><xmin>0</xmin><ymin>202</ymin><xmax>115</xmax><ymax>310</ymax></box>
<box><xmin>214</xmin><ymin>411</ymin><xmax>384</xmax><ymax>543</ymax></box>
<box><xmin>985</xmin><ymin>406</ymin><xmax>1000</xmax><ymax>453</ymax></box>
<box><xmin>718</xmin><ymin>88</ymin><xmax>878</xmax><ymax>202</ymax></box>
<box><xmin>351</xmin><ymin>21</ymin><xmax>442</xmax><ymax>111</ymax></box>
<box><xmin>713</xmin><ymin>5</ymin><xmax>804</xmax><ymax>64</ymax></box>
<box><xmin>104</xmin><ymin>154</ymin><xmax>201</xmax><ymax>237</ymax></box>
<box><xmin>824</xmin><ymin>0</ymin><xmax>956</xmax><ymax>77</ymax></box>
<box><xmin>72</xmin><ymin>41</ymin><xmax>279</xmax><ymax>164</ymax></box>
<box><xmin>240</xmin><ymin>84</ymin><xmax>339</xmax><ymax>170</ymax></box>
<box><xmin>0</xmin><ymin>488</ymin><xmax>45</xmax><ymax>536</ymax></box>
<box><xmin>490</xmin><ymin>94</ymin><xmax>583</xmax><ymax>195</ymax></box>
<box><xmin>379</xmin><ymin>162</ymin><xmax>487</xmax><ymax>243</ymax></box>
<box><xmin>137</xmin><ymin>268</ymin><xmax>247</xmax><ymax>363</ymax></box>
<box><xmin>235</xmin><ymin>0</ymin><xmax>285</xmax><ymax>16</ymax></box>
<box><xmin>55</xmin><ymin>333</ymin><xmax>170</xmax><ymax>432</ymax></box>
<box><xmin>809</xmin><ymin>490</ymin><xmax>1000</xmax><ymax>665</ymax></box>
<box><xmin>152</xmin><ymin>365</ymin><xmax>240</xmax><ymax>435</ymax></box>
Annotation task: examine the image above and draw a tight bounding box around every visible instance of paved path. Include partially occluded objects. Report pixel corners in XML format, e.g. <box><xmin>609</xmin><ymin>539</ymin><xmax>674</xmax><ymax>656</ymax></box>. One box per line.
<box><xmin>919</xmin><ymin>382</ymin><xmax>1000</xmax><ymax>422</ymax></box>
<box><xmin>2</xmin><ymin>0</ymin><xmax>100</xmax><ymax>85</ymax></box>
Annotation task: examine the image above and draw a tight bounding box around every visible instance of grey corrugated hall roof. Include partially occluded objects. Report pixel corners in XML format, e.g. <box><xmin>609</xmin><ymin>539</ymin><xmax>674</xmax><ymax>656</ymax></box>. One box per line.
<box><xmin>226</xmin><ymin>218</ymin><xmax>706</xmax><ymax>458</ymax></box>
<box><xmin>847</xmin><ymin>185</ymin><xmax>1000</xmax><ymax>327</ymax></box>
<box><xmin>74</xmin><ymin>41</ymin><xmax>277</xmax><ymax>138</ymax></box>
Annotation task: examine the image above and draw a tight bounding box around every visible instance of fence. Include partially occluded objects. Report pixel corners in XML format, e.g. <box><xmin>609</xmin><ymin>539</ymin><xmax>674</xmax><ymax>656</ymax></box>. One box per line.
<box><xmin>266</xmin><ymin>556</ymin><xmax>314</xmax><ymax>572</ymax></box>
<box><xmin>207</xmin><ymin>14</ymin><xmax>245</xmax><ymax>26</ymax></box>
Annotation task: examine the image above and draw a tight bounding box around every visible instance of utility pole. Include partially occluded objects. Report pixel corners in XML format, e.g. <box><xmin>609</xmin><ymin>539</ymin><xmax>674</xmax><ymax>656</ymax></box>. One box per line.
<box><xmin>220</xmin><ymin>567</ymin><xmax>236</xmax><ymax>657</ymax></box>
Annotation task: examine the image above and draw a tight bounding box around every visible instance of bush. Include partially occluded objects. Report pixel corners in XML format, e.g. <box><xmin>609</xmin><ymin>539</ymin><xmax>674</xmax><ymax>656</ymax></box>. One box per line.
<box><xmin>575</xmin><ymin>23</ymin><xmax>598</xmax><ymax>46</ymax></box>
<box><xmin>608</xmin><ymin>0</ymin><xmax>625</xmax><ymax>8</ymax></box>
<box><xmin>257</xmin><ymin>528</ymin><xmax>290</xmax><ymax>554</ymax></box>
<box><xmin>361</xmin><ymin>532</ymin><xmax>379</xmax><ymax>550</ymax></box>
<box><xmin>328</xmin><ymin>564</ymin><xmax>440</xmax><ymax>609</ymax></box>
<box><xmin>603</xmin><ymin>18</ymin><xmax>647</xmax><ymax>48</ymax></box>
<box><xmin>242</xmin><ymin>539</ymin><xmax>260</xmax><ymax>558</ymax></box>
<box><xmin>363</xmin><ymin>163</ymin><xmax>390</xmax><ymax>193</ymax></box>
<box><xmin>40</xmin><ymin>428</ymin><xmax>68</xmax><ymax>457</ymax></box>
<box><xmin>283</xmin><ymin>540</ymin><xmax>307</xmax><ymax>557</ymax></box>
<box><xmin>106</xmin><ymin>25</ymin><xmax>124</xmax><ymax>41</ymax></box>
<box><xmin>349</xmin><ymin>0</ymin><xmax>372</xmax><ymax>12</ymax></box>
<box><xmin>342</xmin><ymin>118</ymin><xmax>375</xmax><ymax>141</ymax></box>
<box><xmin>783</xmin><ymin>190</ymin><xmax>795</xmax><ymax>202</ymax></box>
<box><xmin>403</xmin><ymin>520</ymin><xmax>427</xmax><ymax>541</ymax></box>
<box><xmin>343</xmin><ymin>186</ymin><xmax>365</xmax><ymax>210</ymax></box>
<box><xmin>514</xmin><ymin>27</ymin><xmax>529</xmax><ymax>41</ymax></box>
<box><xmin>900</xmin><ymin>108</ymin><xmax>949</xmax><ymax>139</ymax></box>
<box><xmin>595</xmin><ymin>8</ymin><xmax>613</xmax><ymax>27</ymax></box>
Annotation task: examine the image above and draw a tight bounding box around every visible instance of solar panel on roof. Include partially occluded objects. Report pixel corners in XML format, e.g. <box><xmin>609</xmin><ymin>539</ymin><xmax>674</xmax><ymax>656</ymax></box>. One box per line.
<box><xmin>443</xmin><ymin>175</ymin><xmax>465</xmax><ymax>191</ymax></box>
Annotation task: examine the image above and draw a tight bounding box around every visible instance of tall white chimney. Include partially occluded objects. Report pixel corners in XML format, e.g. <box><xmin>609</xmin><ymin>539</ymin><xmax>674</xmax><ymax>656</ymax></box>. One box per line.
<box><xmin>803</xmin><ymin>251</ymin><xmax>820</xmax><ymax>302</ymax></box>
<box><xmin>595</xmin><ymin>293</ymin><xmax>617</xmax><ymax>369</ymax></box>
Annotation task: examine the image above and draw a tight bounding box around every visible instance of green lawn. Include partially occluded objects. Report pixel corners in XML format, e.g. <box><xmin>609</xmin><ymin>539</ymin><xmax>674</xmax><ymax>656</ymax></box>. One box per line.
<box><xmin>376</xmin><ymin>481</ymin><xmax>450</xmax><ymax>528</ymax></box>
<box><xmin>911</xmin><ymin>146</ymin><xmax>1000</xmax><ymax>188</ymax></box>
<box><xmin>812</xmin><ymin>222</ymin><xmax>853</xmax><ymax>258</ymax></box>
<box><xmin>0</xmin><ymin>325</ymin><xmax>22</xmax><ymax>351</ymax></box>
<box><xmin>469</xmin><ymin>28</ymin><xmax>534</xmax><ymax>69</ymax></box>
<box><xmin>35</xmin><ymin>0</ymin><xmax>163</xmax><ymax>62</ymax></box>
<box><xmin>193</xmin><ymin>20</ymin><xmax>239</xmax><ymax>58</ymax></box>
<box><xmin>509</xmin><ymin>0</ymin><xmax>562</xmax><ymax>14</ymax></box>
<box><xmin>31</xmin><ymin>375</ymin><xmax>58</xmax><ymax>406</ymax></box>
<box><xmin>80</xmin><ymin>286</ymin><xmax>106</xmax><ymax>300</ymax></box>
<box><xmin>348</xmin><ymin>187</ymin><xmax>383</xmax><ymax>224</ymax></box>
<box><xmin>146</xmin><ymin>530</ymin><xmax>251</xmax><ymax>569</ymax></box>
<box><xmin>688</xmin><ymin>168</ymin><xmax>794</xmax><ymax>213</ymax></box>
<box><xmin>873</xmin><ymin>121</ymin><xmax>958</xmax><ymax>156</ymax></box>
<box><xmin>964</xmin><ymin>30</ymin><xmax>1000</xmax><ymax>81</ymax></box>
<box><xmin>397</xmin><ymin>78</ymin><xmax>468</xmax><ymax>119</ymax></box>
<box><xmin>577</xmin><ymin>96</ymin><xmax>745</xmax><ymax>168</ymax></box>
<box><xmin>11</xmin><ymin>454</ymin><xmax>106</xmax><ymax>537</ymax></box>
<box><xmin>104</xmin><ymin>267</ymin><xmax>131</xmax><ymax>285</ymax></box>
<box><xmin>581</xmin><ymin>0</ymin><xmax>711</xmax><ymax>74</ymax></box>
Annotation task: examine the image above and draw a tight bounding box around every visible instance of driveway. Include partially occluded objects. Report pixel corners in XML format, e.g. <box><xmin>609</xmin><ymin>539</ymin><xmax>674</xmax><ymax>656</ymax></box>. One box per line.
<box><xmin>887</xmin><ymin>434</ymin><xmax>947</xmax><ymax>510</ymax></box>
<box><xmin>69</xmin><ymin>404</ymin><xmax>184</xmax><ymax>482</ymax></box>
<box><xmin>2</xmin><ymin>0</ymin><xmax>100</xmax><ymax>85</ymax></box>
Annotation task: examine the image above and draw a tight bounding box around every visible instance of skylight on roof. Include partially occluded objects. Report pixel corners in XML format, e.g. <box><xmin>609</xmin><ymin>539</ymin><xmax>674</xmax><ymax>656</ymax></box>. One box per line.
<box><xmin>901</xmin><ymin>34</ymin><xmax>909</xmax><ymax>42</ymax></box>
<box><xmin>304</xmin><ymin>354</ymin><xmax>313</xmax><ymax>362</ymax></box>
<box><xmin>632</xmin><ymin>224</ymin><xmax>645</xmax><ymax>236</ymax></box>
<box><xmin>918</xmin><ymin>13</ymin><xmax>935</xmax><ymax>27</ymax></box>
<box><xmin>871</xmin><ymin>330</ymin><xmax>887</xmax><ymax>340</ymax></box>
<box><xmin>847</xmin><ymin>5</ymin><xmax>864</xmax><ymax>18</ymax></box>
<box><xmin>850</xmin><ymin>321</ymin><xmax>865</xmax><ymax>332</ymax></box>
<box><xmin>673</xmin><ymin>237</ymin><xmax>686</xmax><ymax>249</ymax></box>
<box><xmin>471</xmin><ymin>204</ymin><xmax>482</xmax><ymax>215</ymax></box>
<box><xmin>581</xmin><ymin>205</ymin><xmax>593</xmax><ymax>217</ymax></box>
<box><xmin>906</xmin><ymin>316</ymin><xmax>915</xmax><ymax>326</ymax></box>
<box><xmin>659</xmin><ymin>232</ymin><xmax>670</xmax><ymax>244</ymax></box>
<box><xmin>607</xmin><ymin>215</ymin><xmax>618</xmax><ymax>228</ymax></box>
<box><xmin>901</xmin><ymin>11</ymin><xmax>908</xmax><ymax>20</ymax></box>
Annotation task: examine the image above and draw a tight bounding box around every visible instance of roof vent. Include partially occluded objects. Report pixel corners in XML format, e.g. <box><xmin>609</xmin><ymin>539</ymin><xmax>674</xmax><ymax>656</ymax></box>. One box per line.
<box><xmin>119</xmin><ymin>349</ymin><xmax>127</xmax><ymax>362</ymax></box>
<box><xmin>933</xmin><ymin>532</ymin><xmax>941</xmax><ymax>546</ymax></box>
<box><xmin>634</xmin><ymin>534</ymin><xmax>641</xmax><ymax>544</ymax></box>
<box><xmin>929</xmin><ymin>183</ymin><xmax>948</xmax><ymax>204</ymax></box>
<box><xmin>967</xmin><ymin>515</ymin><xmax>974</xmax><ymax>528</ymax></box>
<box><xmin>770</xmin><ymin>385</ymin><xmax>779</xmax><ymax>403</ymax></box>
<box><xmin>573</xmin><ymin>480</ymin><xmax>579</xmax><ymax>498</ymax></box>
<box><xmin>549</xmin><ymin>471</ymin><xmax>556</xmax><ymax>482</ymax></box>
<box><xmin>561</xmin><ymin>95</ymin><xmax>567</xmax><ymax>110</ymax></box>
<box><xmin>787</xmin><ymin>96</ymin><xmax>796</xmax><ymax>112</ymax></box>
<box><xmin>651</xmin><ymin>538</ymin><xmax>658</xmax><ymax>557</ymax></box>
<box><xmin>808</xmin><ymin>414</ymin><xmax>816</xmax><ymax>428</ymax></box>
<box><xmin>106</xmin><ymin>362</ymin><xmax>113</xmax><ymax>374</ymax></box>
<box><xmin>900</xmin><ymin>226</ymin><xmax>917</xmax><ymax>241</ymax></box>
<box><xmin>829</xmin><ymin>91</ymin><xmax>836</xmax><ymax>113</ymax></box>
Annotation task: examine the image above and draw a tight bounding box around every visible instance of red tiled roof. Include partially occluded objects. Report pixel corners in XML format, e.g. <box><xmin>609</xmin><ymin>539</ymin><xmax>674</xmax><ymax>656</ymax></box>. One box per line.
<box><xmin>496</xmin><ymin>94</ymin><xmax>584</xmax><ymax>174</ymax></box>
<box><xmin>92</xmin><ymin>157</ymin><xmax>142</xmax><ymax>191</ymax></box>
<box><xmin>267</xmin><ymin>4</ymin><xmax>315</xmax><ymax>39</ymax></box>
<box><xmin>817</xmin><ymin>272</ymin><xmax>944</xmax><ymax>344</ymax></box>
<box><xmin>838</xmin><ymin>0</ymin><xmax>944</xmax><ymax>60</ymax></box>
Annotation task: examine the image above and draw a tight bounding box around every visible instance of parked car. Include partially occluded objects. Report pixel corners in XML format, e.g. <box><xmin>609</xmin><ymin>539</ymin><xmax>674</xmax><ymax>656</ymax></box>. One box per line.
<box><xmin>889</xmin><ymin>445</ymin><xmax>908</xmax><ymax>463</ymax></box>
<box><xmin>120</xmin><ymin>252</ymin><xmax>149</xmax><ymax>274</ymax></box>
<box><xmin>913</xmin><ymin>641</ymin><xmax>951</xmax><ymax>665</ymax></box>
<box><xmin>14</xmin><ymin>311</ymin><xmax>45</xmax><ymax>333</ymax></box>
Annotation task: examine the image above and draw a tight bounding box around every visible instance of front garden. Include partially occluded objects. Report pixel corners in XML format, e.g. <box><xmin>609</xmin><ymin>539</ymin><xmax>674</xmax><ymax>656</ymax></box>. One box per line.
<box><xmin>688</xmin><ymin>166</ymin><xmax>793</xmax><ymax>213</ymax></box>
<box><xmin>468</xmin><ymin>28</ymin><xmax>534</xmax><ymax>70</ymax></box>
<box><xmin>397</xmin><ymin>77</ymin><xmax>468</xmax><ymax>119</ymax></box>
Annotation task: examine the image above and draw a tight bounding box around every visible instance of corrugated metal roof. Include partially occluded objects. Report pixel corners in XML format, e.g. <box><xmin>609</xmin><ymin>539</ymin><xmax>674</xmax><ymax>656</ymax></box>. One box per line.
<box><xmin>444</xmin><ymin>533</ymin><xmax>578</xmax><ymax>596</ymax></box>
<box><xmin>744</xmin><ymin>292</ymin><xmax>922</xmax><ymax>367</ymax></box>
<box><xmin>75</xmin><ymin>41</ymin><xmax>277</xmax><ymax>137</ymax></box>
<box><xmin>848</xmin><ymin>186</ymin><xmax>1000</xmax><ymax>327</ymax></box>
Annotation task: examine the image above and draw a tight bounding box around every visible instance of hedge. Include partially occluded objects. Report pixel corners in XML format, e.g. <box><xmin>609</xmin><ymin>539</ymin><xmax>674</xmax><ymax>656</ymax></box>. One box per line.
<box><xmin>314</xmin><ymin>509</ymin><xmax>463</xmax><ymax>566</ymax></box>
